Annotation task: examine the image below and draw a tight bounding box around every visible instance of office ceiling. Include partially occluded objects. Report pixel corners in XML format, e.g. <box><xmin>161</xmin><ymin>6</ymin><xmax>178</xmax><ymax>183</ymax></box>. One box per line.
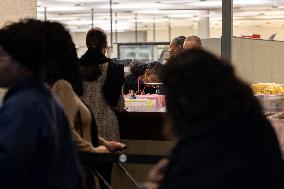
<box><xmin>37</xmin><ymin>0</ymin><xmax>284</xmax><ymax>32</ymax></box>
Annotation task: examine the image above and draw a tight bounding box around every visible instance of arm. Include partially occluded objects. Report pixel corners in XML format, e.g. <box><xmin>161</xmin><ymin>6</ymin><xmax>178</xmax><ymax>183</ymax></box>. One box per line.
<box><xmin>99</xmin><ymin>136</ymin><xmax>127</xmax><ymax>153</ymax></box>
<box><xmin>0</xmin><ymin>99</ymin><xmax>41</xmax><ymax>187</ymax></box>
<box><xmin>51</xmin><ymin>80</ymin><xmax>96</xmax><ymax>153</ymax></box>
<box><xmin>112</xmin><ymin>90</ymin><xmax>125</xmax><ymax>112</ymax></box>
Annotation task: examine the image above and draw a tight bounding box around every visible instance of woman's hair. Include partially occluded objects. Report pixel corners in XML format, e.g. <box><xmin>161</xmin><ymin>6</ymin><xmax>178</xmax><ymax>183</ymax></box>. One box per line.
<box><xmin>160</xmin><ymin>49</ymin><xmax>262</xmax><ymax>135</ymax></box>
<box><xmin>86</xmin><ymin>27</ymin><xmax>107</xmax><ymax>50</ymax></box>
<box><xmin>80</xmin><ymin>28</ymin><xmax>108</xmax><ymax>81</ymax></box>
<box><xmin>0</xmin><ymin>19</ymin><xmax>44</xmax><ymax>73</ymax></box>
<box><xmin>0</xmin><ymin>19</ymin><xmax>82</xmax><ymax>95</ymax></box>
<box><xmin>129</xmin><ymin>59</ymin><xmax>148</xmax><ymax>77</ymax></box>
<box><xmin>40</xmin><ymin>21</ymin><xmax>83</xmax><ymax>96</ymax></box>
<box><xmin>170</xmin><ymin>36</ymin><xmax>186</xmax><ymax>58</ymax></box>
<box><xmin>147</xmin><ymin>61</ymin><xmax>162</xmax><ymax>72</ymax></box>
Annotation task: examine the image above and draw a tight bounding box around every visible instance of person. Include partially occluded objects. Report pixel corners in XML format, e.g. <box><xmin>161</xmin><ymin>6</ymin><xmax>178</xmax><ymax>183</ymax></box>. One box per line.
<box><xmin>0</xmin><ymin>19</ymin><xmax>79</xmax><ymax>188</ymax></box>
<box><xmin>163</xmin><ymin>36</ymin><xmax>185</xmax><ymax>64</ymax></box>
<box><xmin>163</xmin><ymin>36</ymin><xmax>186</xmax><ymax>64</ymax></box>
<box><xmin>183</xmin><ymin>35</ymin><xmax>203</xmax><ymax>49</ymax></box>
<box><xmin>79</xmin><ymin>27</ymin><xmax>125</xmax><ymax>189</ymax></box>
<box><xmin>37</xmin><ymin>21</ymin><xmax>126</xmax><ymax>189</ymax></box>
<box><xmin>146</xmin><ymin>49</ymin><xmax>284</xmax><ymax>189</ymax></box>
<box><xmin>143</xmin><ymin>61</ymin><xmax>162</xmax><ymax>84</ymax></box>
<box><xmin>143</xmin><ymin>61</ymin><xmax>162</xmax><ymax>94</ymax></box>
<box><xmin>124</xmin><ymin>59</ymin><xmax>148</xmax><ymax>95</ymax></box>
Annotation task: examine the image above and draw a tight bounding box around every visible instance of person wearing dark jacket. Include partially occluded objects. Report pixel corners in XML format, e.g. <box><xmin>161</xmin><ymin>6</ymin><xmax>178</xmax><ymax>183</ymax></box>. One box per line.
<box><xmin>146</xmin><ymin>49</ymin><xmax>284</xmax><ymax>189</ymax></box>
<box><xmin>0</xmin><ymin>20</ymin><xmax>79</xmax><ymax>189</ymax></box>
<box><xmin>79</xmin><ymin>27</ymin><xmax>125</xmax><ymax>189</ymax></box>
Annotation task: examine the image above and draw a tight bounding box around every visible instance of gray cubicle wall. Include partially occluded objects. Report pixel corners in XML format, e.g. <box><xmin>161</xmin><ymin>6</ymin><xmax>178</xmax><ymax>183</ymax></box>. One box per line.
<box><xmin>202</xmin><ymin>37</ymin><xmax>284</xmax><ymax>84</ymax></box>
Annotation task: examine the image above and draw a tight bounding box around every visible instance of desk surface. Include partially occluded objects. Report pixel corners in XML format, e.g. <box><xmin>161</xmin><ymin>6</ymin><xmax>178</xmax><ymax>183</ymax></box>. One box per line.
<box><xmin>117</xmin><ymin>112</ymin><xmax>169</xmax><ymax>141</ymax></box>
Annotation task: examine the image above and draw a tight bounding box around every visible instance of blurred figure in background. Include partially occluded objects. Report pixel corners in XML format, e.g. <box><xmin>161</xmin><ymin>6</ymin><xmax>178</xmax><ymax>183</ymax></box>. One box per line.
<box><xmin>183</xmin><ymin>35</ymin><xmax>203</xmax><ymax>49</ymax></box>
<box><xmin>0</xmin><ymin>19</ymin><xmax>79</xmax><ymax>189</ymax></box>
<box><xmin>146</xmin><ymin>49</ymin><xmax>284</xmax><ymax>189</ymax></box>
<box><xmin>124</xmin><ymin>59</ymin><xmax>148</xmax><ymax>95</ymax></box>
<box><xmin>79</xmin><ymin>27</ymin><xmax>125</xmax><ymax>189</ymax></box>
<box><xmin>143</xmin><ymin>61</ymin><xmax>163</xmax><ymax>94</ymax></box>
<box><xmin>163</xmin><ymin>36</ymin><xmax>186</xmax><ymax>64</ymax></box>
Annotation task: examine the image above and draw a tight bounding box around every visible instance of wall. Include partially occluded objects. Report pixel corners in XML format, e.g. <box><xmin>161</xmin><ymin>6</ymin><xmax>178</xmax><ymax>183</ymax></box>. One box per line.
<box><xmin>0</xmin><ymin>0</ymin><xmax>37</xmax><ymax>28</ymax></box>
<box><xmin>201</xmin><ymin>37</ymin><xmax>284</xmax><ymax>84</ymax></box>
<box><xmin>144</xmin><ymin>26</ymin><xmax>284</xmax><ymax>42</ymax></box>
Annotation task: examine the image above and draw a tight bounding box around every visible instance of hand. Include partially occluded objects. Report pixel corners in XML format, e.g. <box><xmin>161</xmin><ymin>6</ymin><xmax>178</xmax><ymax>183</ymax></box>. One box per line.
<box><xmin>143</xmin><ymin>182</ymin><xmax>159</xmax><ymax>189</ymax></box>
<box><xmin>104</xmin><ymin>141</ymin><xmax>127</xmax><ymax>154</ymax></box>
<box><xmin>94</xmin><ymin>145</ymin><xmax>110</xmax><ymax>154</ymax></box>
<box><xmin>147</xmin><ymin>159</ymin><xmax>169</xmax><ymax>184</ymax></box>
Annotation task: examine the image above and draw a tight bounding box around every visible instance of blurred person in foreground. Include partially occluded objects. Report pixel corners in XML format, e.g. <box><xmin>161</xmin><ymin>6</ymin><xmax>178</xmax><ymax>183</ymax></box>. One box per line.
<box><xmin>183</xmin><ymin>35</ymin><xmax>203</xmax><ymax>49</ymax></box>
<box><xmin>0</xmin><ymin>20</ymin><xmax>79</xmax><ymax>188</ymax></box>
<box><xmin>124</xmin><ymin>59</ymin><xmax>148</xmax><ymax>95</ymax></box>
<box><xmin>39</xmin><ymin>22</ymin><xmax>126</xmax><ymax>189</ymax></box>
<box><xmin>146</xmin><ymin>49</ymin><xmax>284</xmax><ymax>189</ymax></box>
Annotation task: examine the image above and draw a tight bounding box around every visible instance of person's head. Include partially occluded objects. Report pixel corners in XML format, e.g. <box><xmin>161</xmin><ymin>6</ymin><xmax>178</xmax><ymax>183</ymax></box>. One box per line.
<box><xmin>146</xmin><ymin>61</ymin><xmax>162</xmax><ymax>75</ymax></box>
<box><xmin>86</xmin><ymin>27</ymin><xmax>108</xmax><ymax>54</ymax></box>
<box><xmin>37</xmin><ymin>21</ymin><xmax>82</xmax><ymax>95</ymax></box>
<box><xmin>183</xmin><ymin>35</ymin><xmax>203</xmax><ymax>49</ymax></box>
<box><xmin>161</xmin><ymin>49</ymin><xmax>262</xmax><ymax>136</ymax></box>
<box><xmin>129</xmin><ymin>59</ymin><xmax>148</xmax><ymax>77</ymax></box>
<box><xmin>80</xmin><ymin>28</ymin><xmax>110</xmax><ymax>82</ymax></box>
<box><xmin>168</xmin><ymin>36</ymin><xmax>186</xmax><ymax>58</ymax></box>
<box><xmin>0</xmin><ymin>19</ymin><xmax>45</xmax><ymax>88</ymax></box>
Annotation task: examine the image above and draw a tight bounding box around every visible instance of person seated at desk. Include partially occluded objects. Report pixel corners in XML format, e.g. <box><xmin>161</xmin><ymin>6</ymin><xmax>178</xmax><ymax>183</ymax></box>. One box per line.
<box><xmin>143</xmin><ymin>61</ymin><xmax>163</xmax><ymax>94</ymax></box>
<box><xmin>146</xmin><ymin>49</ymin><xmax>284</xmax><ymax>189</ymax></box>
<box><xmin>124</xmin><ymin>59</ymin><xmax>148</xmax><ymax>95</ymax></box>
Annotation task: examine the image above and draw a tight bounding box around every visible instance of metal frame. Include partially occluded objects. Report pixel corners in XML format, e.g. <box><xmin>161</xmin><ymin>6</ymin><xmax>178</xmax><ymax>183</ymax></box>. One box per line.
<box><xmin>117</xmin><ymin>42</ymin><xmax>170</xmax><ymax>59</ymax></box>
<box><xmin>221</xmin><ymin>0</ymin><xmax>233</xmax><ymax>62</ymax></box>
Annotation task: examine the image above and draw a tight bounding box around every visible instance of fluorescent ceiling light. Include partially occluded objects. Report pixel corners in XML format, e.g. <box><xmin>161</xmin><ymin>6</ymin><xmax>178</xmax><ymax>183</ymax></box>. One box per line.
<box><xmin>99</xmin><ymin>3</ymin><xmax>169</xmax><ymax>10</ymax></box>
<box><xmin>37</xmin><ymin>6</ymin><xmax>89</xmax><ymax>12</ymax></box>
<box><xmin>169</xmin><ymin>14</ymin><xmax>195</xmax><ymax>18</ymax></box>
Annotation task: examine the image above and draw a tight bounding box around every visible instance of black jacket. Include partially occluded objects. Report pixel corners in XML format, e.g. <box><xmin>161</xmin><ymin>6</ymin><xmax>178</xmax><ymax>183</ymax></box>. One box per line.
<box><xmin>102</xmin><ymin>60</ymin><xmax>124</xmax><ymax>107</ymax></box>
<box><xmin>160</xmin><ymin>112</ymin><xmax>284</xmax><ymax>189</ymax></box>
<box><xmin>0</xmin><ymin>76</ymin><xmax>79</xmax><ymax>189</ymax></box>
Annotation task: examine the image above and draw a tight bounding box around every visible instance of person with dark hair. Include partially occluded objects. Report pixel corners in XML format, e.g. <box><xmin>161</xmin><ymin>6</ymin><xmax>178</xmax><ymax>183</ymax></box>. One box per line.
<box><xmin>143</xmin><ymin>61</ymin><xmax>162</xmax><ymax>83</ymax></box>
<box><xmin>143</xmin><ymin>61</ymin><xmax>162</xmax><ymax>94</ymax></box>
<box><xmin>37</xmin><ymin>22</ymin><xmax>126</xmax><ymax>189</ymax></box>
<box><xmin>146</xmin><ymin>49</ymin><xmax>284</xmax><ymax>189</ymax></box>
<box><xmin>162</xmin><ymin>36</ymin><xmax>185</xmax><ymax>64</ymax></box>
<box><xmin>183</xmin><ymin>35</ymin><xmax>203</xmax><ymax>49</ymax></box>
<box><xmin>168</xmin><ymin>36</ymin><xmax>186</xmax><ymax>58</ymax></box>
<box><xmin>124</xmin><ymin>59</ymin><xmax>148</xmax><ymax>95</ymax></box>
<box><xmin>0</xmin><ymin>19</ymin><xmax>79</xmax><ymax>188</ymax></box>
<box><xmin>79</xmin><ymin>27</ymin><xmax>125</xmax><ymax>189</ymax></box>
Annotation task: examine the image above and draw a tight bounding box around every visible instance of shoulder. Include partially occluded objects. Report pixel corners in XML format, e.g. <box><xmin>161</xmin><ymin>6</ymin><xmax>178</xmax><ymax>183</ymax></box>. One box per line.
<box><xmin>51</xmin><ymin>79</ymin><xmax>74</xmax><ymax>94</ymax></box>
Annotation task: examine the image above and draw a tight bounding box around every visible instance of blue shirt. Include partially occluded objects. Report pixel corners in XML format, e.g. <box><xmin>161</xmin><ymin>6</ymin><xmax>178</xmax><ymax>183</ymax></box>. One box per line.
<box><xmin>0</xmin><ymin>76</ymin><xmax>79</xmax><ymax>189</ymax></box>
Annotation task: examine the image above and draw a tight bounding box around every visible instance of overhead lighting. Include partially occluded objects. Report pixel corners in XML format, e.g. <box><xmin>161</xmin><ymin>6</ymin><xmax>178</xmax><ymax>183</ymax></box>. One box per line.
<box><xmin>37</xmin><ymin>6</ymin><xmax>89</xmax><ymax>12</ymax></box>
<box><xmin>99</xmin><ymin>3</ymin><xmax>169</xmax><ymax>10</ymax></box>
<box><xmin>169</xmin><ymin>14</ymin><xmax>195</xmax><ymax>18</ymax></box>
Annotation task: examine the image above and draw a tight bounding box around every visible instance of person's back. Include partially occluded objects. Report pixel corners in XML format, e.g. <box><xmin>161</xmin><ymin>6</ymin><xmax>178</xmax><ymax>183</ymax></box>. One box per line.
<box><xmin>0</xmin><ymin>76</ymin><xmax>79</xmax><ymax>189</ymax></box>
<box><xmin>0</xmin><ymin>19</ymin><xmax>79</xmax><ymax>189</ymax></box>
<box><xmin>148</xmin><ymin>49</ymin><xmax>284</xmax><ymax>189</ymax></box>
<box><xmin>160</xmin><ymin>111</ymin><xmax>283</xmax><ymax>189</ymax></box>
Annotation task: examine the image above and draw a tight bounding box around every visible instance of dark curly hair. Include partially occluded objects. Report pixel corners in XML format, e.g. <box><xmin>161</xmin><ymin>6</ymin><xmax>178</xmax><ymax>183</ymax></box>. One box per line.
<box><xmin>147</xmin><ymin>61</ymin><xmax>162</xmax><ymax>72</ymax></box>
<box><xmin>160</xmin><ymin>48</ymin><xmax>263</xmax><ymax>135</ymax></box>
<box><xmin>129</xmin><ymin>59</ymin><xmax>148</xmax><ymax>77</ymax></box>
<box><xmin>0</xmin><ymin>19</ymin><xmax>44</xmax><ymax>73</ymax></box>
<box><xmin>0</xmin><ymin>19</ymin><xmax>82</xmax><ymax>95</ymax></box>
